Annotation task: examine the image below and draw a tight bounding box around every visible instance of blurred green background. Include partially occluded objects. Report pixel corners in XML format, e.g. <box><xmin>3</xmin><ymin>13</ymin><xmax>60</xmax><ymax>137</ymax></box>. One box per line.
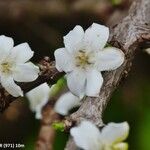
<box><xmin>0</xmin><ymin>0</ymin><xmax>149</xmax><ymax>149</ymax></box>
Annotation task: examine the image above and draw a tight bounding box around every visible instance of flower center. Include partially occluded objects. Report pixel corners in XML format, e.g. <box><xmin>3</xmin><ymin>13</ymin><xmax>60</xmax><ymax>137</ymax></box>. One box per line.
<box><xmin>1</xmin><ymin>62</ymin><xmax>12</xmax><ymax>74</ymax></box>
<box><xmin>75</xmin><ymin>50</ymin><xmax>94</xmax><ymax>68</ymax></box>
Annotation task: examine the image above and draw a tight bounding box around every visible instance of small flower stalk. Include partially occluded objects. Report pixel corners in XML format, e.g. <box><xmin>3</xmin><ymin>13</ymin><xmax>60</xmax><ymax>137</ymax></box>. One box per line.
<box><xmin>55</xmin><ymin>23</ymin><xmax>124</xmax><ymax>98</ymax></box>
<box><xmin>71</xmin><ymin>120</ymin><xmax>129</xmax><ymax>150</ymax></box>
<box><xmin>0</xmin><ymin>35</ymin><xmax>39</xmax><ymax>97</ymax></box>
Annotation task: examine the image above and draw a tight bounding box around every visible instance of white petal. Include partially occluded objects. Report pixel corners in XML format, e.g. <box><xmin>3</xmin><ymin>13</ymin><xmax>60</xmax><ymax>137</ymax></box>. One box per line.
<box><xmin>26</xmin><ymin>83</ymin><xmax>50</xmax><ymax>119</ymax></box>
<box><xmin>84</xmin><ymin>23</ymin><xmax>109</xmax><ymax>51</ymax></box>
<box><xmin>0</xmin><ymin>35</ymin><xmax>14</xmax><ymax>61</ymax></box>
<box><xmin>64</xmin><ymin>25</ymin><xmax>84</xmax><ymax>53</ymax></box>
<box><xmin>85</xmin><ymin>69</ymin><xmax>103</xmax><ymax>97</ymax></box>
<box><xmin>13</xmin><ymin>62</ymin><xmax>39</xmax><ymax>82</ymax></box>
<box><xmin>54</xmin><ymin>48</ymin><xmax>74</xmax><ymax>72</ymax></box>
<box><xmin>96</xmin><ymin>47</ymin><xmax>124</xmax><ymax>71</ymax></box>
<box><xmin>70</xmin><ymin>121</ymin><xmax>102</xmax><ymax>150</ymax></box>
<box><xmin>66</xmin><ymin>69</ymin><xmax>86</xmax><ymax>98</ymax></box>
<box><xmin>35</xmin><ymin>108</ymin><xmax>42</xmax><ymax>119</ymax></box>
<box><xmin>54</xmin><ymin>92</ymin><xmax>81</xmax><ymax>115</ymax></box>
<box><xmin>9</xmin><ymin>43</ymin><xmax>34</xmax><ymax>63</ymax></box>
<box><xmin>0</xmin><ymin>75</ymin><xmax>23</xmax><ymax>97</ymax></box>
<box><xmin>145</xmin><ymin>48</ymin><xmax>150</xmax><ymax>55</ymax></box>
<box><xmin>101</xmin><ymin>122</ymin><xmax>129</xmax><ymax>145</ymax></box>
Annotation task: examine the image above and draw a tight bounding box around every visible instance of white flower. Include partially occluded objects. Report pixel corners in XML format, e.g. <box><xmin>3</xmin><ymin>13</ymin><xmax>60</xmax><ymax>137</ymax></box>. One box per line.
<box><xmin>71</xmin><ymin>120</ymin><xmax>129</xmax><ymax>150</ymax></box>
<box><xmin>26</xmin><ymin>83</ymin><xmax>50</xmax><ymax>119</ymax></box>
<box><xmin>54</xmin><ymin>92</ymin><xmax>81</xmax><ymax>116</ymax></box>
<box><xmin>26</xmin><ymin>83</ymin><xmax>80</xmax><ymax>118</ymax></box>
<box><xmin>55</xmin><ymin>23</ymin><xmax>124</xmax><ymax>98</ymax></box>
<box><xmin>0</xmin><ymin>35</ymin><xmax>39</xmax><ymax>97</ymax></box>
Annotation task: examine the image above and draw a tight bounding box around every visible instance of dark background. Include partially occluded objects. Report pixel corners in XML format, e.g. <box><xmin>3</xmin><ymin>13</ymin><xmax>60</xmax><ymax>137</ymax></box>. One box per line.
<box><xmin>0</xmin><ymin>0</ymin><xmax>149</xmax><ymax>149</ymax></box>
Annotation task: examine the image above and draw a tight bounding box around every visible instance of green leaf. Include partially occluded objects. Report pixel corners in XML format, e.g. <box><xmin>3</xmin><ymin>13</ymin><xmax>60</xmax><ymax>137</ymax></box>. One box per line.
<box><xmin>52</xmin><ymin>122</ymin><xmax>65</xmax><ymax>132</ymax></box>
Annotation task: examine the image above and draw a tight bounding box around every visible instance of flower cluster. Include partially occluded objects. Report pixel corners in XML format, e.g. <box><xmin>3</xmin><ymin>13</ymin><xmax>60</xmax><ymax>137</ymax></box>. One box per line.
<box><xmin>1</xmin><ymin>23</ymin><xmax>129</xmax><ymax>149</ymax></box>
<box><xmin>26</xmin><ymin>83</ymin><xmax>130</xmax><ymax>150</ymax></box>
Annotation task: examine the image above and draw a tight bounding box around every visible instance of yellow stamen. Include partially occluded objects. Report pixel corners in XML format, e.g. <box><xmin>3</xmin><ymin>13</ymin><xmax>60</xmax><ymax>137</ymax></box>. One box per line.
<box><xmin>1</xmin><ymin>62</ymin><xmax>12</xmax><ymax>74</ymax></box>
<box><xmin>75</xmin><ymin>50</ymin><xmax>93</xmax><ymax>68</ymax></box>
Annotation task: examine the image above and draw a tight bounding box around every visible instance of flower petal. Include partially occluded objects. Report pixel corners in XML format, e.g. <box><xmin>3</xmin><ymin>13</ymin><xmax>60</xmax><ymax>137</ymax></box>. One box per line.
<box><xmin>54</xmin><ymin>92</ymin><xmax>81</xmax><ymax>115</ymax></box>
<box><xmin>26</xmin><ymin>83</ymin><xmax>50</xmax><ymax>119</ymax></box>
<box><xmin>64</xmin><ymin>25</ymin><xmax>84</xmax><ymax>53</ymax></box>
<box><xmin>0</xmin><ymin>35</ymin><xmax>14</xmax><ymax>61</ymax></box>
<box><xmin>70</xmin><ymin>121</ymin><xmax>102</xmax><ymax>150</ymax></box>
<box><xmin>84</xmin><ymin>23</ymin><xmax>109</xmax><ymax>51</ymax></box>
<box><xmin>96</xmin><ymin>47</ymin><xmax>124</xmax><ymax>71</ymax></box>
<box><xmin>10</xmin><ymin>43</ymin><xmax>34</xmax><ymax>63</ymax></box>
<box><xmin>113</xmin><ymin>142</ymin><xmax>128</xmax><ymax>150</ymax></box>
<box><xmin>0</xmin><ymin>75</ymin><xmax>23</xmax><ymax>97</ymax></box>
<box><xmin>54</xmin><ymin>48</ymin><xmax>74</xmax><ymax>72</ymax></box>
<box><xmin>145</xmin><ymin>48</ymin><xmax>150</xmax><ymax>55</ymax></box>
<box><xmin>66</xmin><ymin>69</ymin><xmax>86</xmax><ymax>98</ymax></box>
<box><xmin>13</xmin><ymin>62</ymin><xmax>39</xmax><ymax>82</ymax></box>
<box><xmin>35</xmin><ymin>108</ymin><xmax>43</xmax><ymax>119</ymax></box>
<box><xmin>101</xmin><ymin>122</ymin><xmax>129</xmax><ymax>145</ymax></box>
<box><xmin>85</xmin><ymin>69</ymin><xmax>103</xmax><ymax>97</ymax></box>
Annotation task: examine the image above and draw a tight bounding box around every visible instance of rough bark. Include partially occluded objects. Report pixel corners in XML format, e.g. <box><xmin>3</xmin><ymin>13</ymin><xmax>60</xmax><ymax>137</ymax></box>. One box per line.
<box><xmin>65</xmin><ymin>0</ymin><xmax>150</xmax><ymax>149</ymax></box>
<box><xmin>67</xmin><ymin>0</ymin><xmax>150</xmax><ymax>126</ymax></box>
<box><xmin>36</xmin><ymin>103</ymin><xmax>60</xmax><ymax>150</ymax></box>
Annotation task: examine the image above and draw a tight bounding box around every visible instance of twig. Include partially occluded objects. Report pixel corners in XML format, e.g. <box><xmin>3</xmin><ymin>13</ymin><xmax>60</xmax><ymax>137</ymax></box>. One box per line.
<box><xmin>0</xmin><ymin>57</ymin><xmax>62</xmax><ymax>112</ymax></box>
<box><xmin>36</xmin><ymin>82</ymin><xmax>69</xmax><ymax>150</ymax></box>
<box><xmin>36</xmin><ymin>102</ymin><xmax>60</xmax><ymax>150</ymax></box>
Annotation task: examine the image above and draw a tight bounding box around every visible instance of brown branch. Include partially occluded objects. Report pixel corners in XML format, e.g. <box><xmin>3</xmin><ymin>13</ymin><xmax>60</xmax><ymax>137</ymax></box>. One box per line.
<box><xmin>68</xmin><ymin>0</ymin><xmax>150</xmax><ymax>126</ymax></box>
<box><xmin>65</xmin><ymin>0</ymin><xmax>150</xmax><ymax>149</ymax></box>
<box><xmin>0</xmin><ymin>57</ymin><xmax>62</xmax><ymax>112</ymax></box>
<box><xmin>36</xmin><ymin>102</ymin><xmax>60</xmax><ymax>150</ymax></box>
<box><xmin>35</xmin><ymin>84</ymin><xmax>70</xmax><ymax>150</ymax></box>
<box><xmin>36</xmin><ymin>102</ymin><xmax>73</xmax><ymax>150</ymax></box>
